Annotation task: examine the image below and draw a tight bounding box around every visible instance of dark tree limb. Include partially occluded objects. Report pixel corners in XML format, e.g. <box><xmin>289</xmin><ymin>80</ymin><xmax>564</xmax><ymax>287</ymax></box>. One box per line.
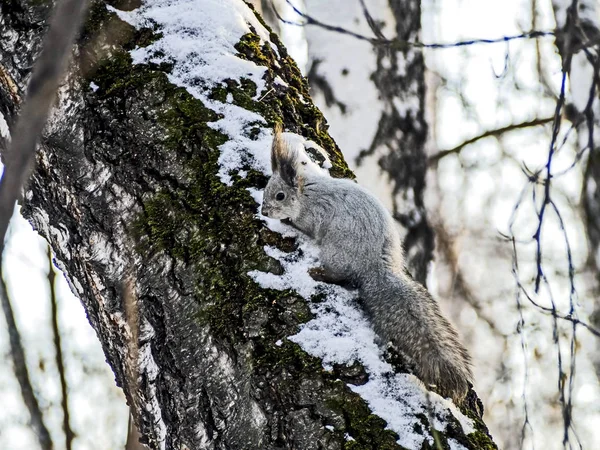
<box><xmin>48</xmin><ymin>246</ymin><xmax>74</xmax><ymax>450</ymax></box>
<box><xmin>0</xmin><ymin>1</ymin><xmax>89</xmax><ymax>444</ymax></box>
<box><xmin>429</xmin><ymin>117</ymin><xmax>555</xmax><ymax>164</ymax></box>
<box><xmin>0</xmin><ymin>269</ymin><xmax>53</xmax><ymax>450</ymax></box>
<box><xmin>0</xmin><ymin>0</ymin><xmax>89</xmax><ymax>255</ymax></box>
<box><xmin>273</xmin><ymin>0</ymin><xmax>555</xmax><ymax>51</ymax></box>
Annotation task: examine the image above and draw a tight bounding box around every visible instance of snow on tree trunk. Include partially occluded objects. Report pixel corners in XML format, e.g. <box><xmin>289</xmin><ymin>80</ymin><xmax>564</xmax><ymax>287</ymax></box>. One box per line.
<box><xmin>0</xmin><ymin>0</ymin><xmax>495</xmax><ymax>449</ymax></box>
<box><xmin>303</xmin><ymin>0</ymin><xmax>433</xmax><ymax>284</ymax></box>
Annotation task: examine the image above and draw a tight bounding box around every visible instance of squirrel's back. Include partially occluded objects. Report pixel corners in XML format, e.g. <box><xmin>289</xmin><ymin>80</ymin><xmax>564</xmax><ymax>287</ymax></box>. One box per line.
<box><xmin>297</xmin><ymin>176</ymin><xmax>404</xmax><ymax>279</ymax></box>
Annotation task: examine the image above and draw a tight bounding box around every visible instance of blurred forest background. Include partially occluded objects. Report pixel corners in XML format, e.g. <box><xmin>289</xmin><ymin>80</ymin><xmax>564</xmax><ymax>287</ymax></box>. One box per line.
<box><xmin>1</xmin><ymin>0</ymin><xmax>600</xmax><ymax>449</ymax></box>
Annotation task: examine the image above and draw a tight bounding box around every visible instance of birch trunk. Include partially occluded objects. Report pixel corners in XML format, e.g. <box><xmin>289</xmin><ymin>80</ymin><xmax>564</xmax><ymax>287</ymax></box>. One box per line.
<box><xmin>304</xmin><ymin>0</ymin><xmax>433</xmax><ymax>284</ymax></box>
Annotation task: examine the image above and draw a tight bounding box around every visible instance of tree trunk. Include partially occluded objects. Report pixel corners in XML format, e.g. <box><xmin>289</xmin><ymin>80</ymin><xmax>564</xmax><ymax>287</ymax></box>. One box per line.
<box><xmin>0</xmin><ymin>0</ymin><xmax>496</xmax><ymax>449</ymax></box>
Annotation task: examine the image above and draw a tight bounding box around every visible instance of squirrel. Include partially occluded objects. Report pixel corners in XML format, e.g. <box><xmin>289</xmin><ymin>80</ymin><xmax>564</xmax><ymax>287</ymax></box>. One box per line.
<box><xmin>261</xmin><ymin>125</ymin><xmax>473</xmax><ymax>403</ymax></box>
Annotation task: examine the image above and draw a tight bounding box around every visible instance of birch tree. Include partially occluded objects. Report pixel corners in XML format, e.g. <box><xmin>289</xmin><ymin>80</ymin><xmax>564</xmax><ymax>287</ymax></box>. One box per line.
<box><xmin>303</xmin><ymin>0</ymin><xmax>433</xmax><ymax>284</ymax></box>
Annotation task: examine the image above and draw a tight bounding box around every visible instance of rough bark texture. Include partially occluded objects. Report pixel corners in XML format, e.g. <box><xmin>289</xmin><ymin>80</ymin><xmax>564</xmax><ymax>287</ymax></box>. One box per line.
<box><xmin>0</xmin><ymin>1</ymin><xmax>495</xmax><ymax>449</ymax></box>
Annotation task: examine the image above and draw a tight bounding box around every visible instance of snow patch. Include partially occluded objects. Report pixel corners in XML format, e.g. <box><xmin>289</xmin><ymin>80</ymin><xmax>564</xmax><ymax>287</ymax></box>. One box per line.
<box><xmin>111</xmin><ymin>0</ymin><xmax>332</xmax><ymax>184</ymax></box>
<box><xmin>448</xmin><ymin>438</ymin><xmax>468</xmax><ymax>450</ymax></box>
<box><xmin>0</xmin><ymin>112</ymin><xmax>10</xmax><ymax>140</ymax></box>
<box><xmin>109</xmin><ymin>0</ymin><xmax>278</xmax><ymax>185</ymax></box>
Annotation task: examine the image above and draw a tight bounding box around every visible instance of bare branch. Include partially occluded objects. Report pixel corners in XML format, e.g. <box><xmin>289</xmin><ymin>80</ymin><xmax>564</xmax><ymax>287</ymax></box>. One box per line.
<box><xmin>273</xmin><ymin>0</ymin><xmax>555</xmax><ymax>51</ymax></box>
<box><xmin>0</xmin><ymin>0</ymin><xmax>89</xmax><ymax>255</ymax></box>
<box><xmin>357</xmin><ymin>0</ymin><xmax>386</xmax><ymax>41</ymax></box>
<box><xmin>48</xmin><ymin>246</ymin><xmax>74</xmax><ymax>450</ymax></box>
<box><xmin>511</xmin><ymin>237</ymin><xmax>534</xmax><ymax>448</ymax></box>
<box><xmin>0</xmin><ymin>268</ymin><xmax>53</xmax><ymax>450</ymax></box>
<box><xmin>506</xmin><ymin>2</ymin><xmax>596</xmax><ymax>446</ymax></box>
<box><xmin>429</xmin><ymin>117</ymin><xmax>555</xmax><ymax>164</ymax></box>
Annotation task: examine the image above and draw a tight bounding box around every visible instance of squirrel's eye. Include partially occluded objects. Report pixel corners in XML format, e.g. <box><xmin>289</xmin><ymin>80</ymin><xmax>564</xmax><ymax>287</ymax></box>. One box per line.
<box><xmin>275</xmin><ymin>192</ymin><xmax>285</xmax><ymax>201</ymax></box>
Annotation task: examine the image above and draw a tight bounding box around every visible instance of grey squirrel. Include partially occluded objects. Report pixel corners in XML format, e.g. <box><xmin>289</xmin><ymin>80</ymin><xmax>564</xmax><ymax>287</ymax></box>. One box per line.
<box><xmin>261</xmin><ymin>125</ymin><xmax>473</xmax><ymax>403</ymax></box>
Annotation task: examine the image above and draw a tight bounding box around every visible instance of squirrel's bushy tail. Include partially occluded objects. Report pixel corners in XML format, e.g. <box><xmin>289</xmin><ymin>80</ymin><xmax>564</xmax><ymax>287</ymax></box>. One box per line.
<box><xmin>361</xmin><ymin>271</ymin><xmax>472</xmax><ymax>403</ymax></box>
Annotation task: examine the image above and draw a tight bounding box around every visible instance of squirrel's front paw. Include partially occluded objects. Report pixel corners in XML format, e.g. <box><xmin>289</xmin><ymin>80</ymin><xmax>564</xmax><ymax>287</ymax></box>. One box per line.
<box><xmin>308</xmin><ymin>266</ymin><xmax>330</xmax><ymax>282</ymax></box>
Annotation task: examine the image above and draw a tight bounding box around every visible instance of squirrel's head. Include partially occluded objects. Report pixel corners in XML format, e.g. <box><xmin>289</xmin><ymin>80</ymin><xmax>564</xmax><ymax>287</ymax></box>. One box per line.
<box><xmin>261</xmin><ymin>124</ymin><xmax>303</xmax><ymax>221</ymax></box>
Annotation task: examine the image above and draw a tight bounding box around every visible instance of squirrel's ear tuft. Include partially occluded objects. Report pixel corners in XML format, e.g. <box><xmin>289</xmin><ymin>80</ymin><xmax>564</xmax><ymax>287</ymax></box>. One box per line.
<box><xmin>271</xmin><ymin>123</ymin><xmax>297</xmax><ymax>187</ymax></box>
<box><xmin>271</xmin><ymin>123</ymin><xmax>284</xmax><ymax>173</ymax></box>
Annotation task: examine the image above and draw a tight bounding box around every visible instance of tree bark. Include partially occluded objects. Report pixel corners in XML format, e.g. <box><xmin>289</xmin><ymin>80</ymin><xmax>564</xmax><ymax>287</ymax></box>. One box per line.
<box><xmin>0</xmin><ymin>0</ymin><xmax>496</xmax><ymax>449</ymax></box>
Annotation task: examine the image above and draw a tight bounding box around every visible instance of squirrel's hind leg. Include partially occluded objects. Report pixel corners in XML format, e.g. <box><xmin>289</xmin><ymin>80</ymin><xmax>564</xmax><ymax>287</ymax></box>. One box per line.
<box><xmin>308</xmin><ymin>266</ymin><xmax>357</xmax><ymax>289</ymax></box>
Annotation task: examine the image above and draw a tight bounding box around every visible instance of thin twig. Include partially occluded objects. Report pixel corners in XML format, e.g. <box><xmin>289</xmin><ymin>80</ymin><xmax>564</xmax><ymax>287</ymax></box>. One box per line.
<box><xmin>429</xmin><ymin>117</ymin><xmax>554</xmax><ymax>164</ymax></box>
<box><xmin>532</xmin><ymin>68</ymin><xmax>568</xmax><ymax>293</ymax></box>
<box><xmin>358</xmin><ymin>0</ymin><xmax>386</xmax><ymax>41</ymax></box>
<box><xmin>0</xmin><ymin>267</ymin><xmax>53</xmax><ymax>450</ymax></box>
<box><xmin>48</xmin><ymin>246</ymin><xmax>74</xmax><ymax>450</ymax></box>
<box><xmin>272</xmin><ymin>0</ymin><xmax>556</xmax><ymax>51</ymax></box>
<box><xmin>512</xmin><ymin>278</ymin><xmax>600</xmax><ymax>337</ymax></box>
<box><xmin>511</xmin><ymin>238</ymin><xmax>534</xmax><ymax>450</ymax></box>
<box><xmin>506</xmin><ymin>2</ymin><xmax>595</xmax><ymax>447</ymax></box>
<box><xmin>0</xmin><ymin>0</ymin><xmax>89</xmax><ymax>256</ymax></box>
